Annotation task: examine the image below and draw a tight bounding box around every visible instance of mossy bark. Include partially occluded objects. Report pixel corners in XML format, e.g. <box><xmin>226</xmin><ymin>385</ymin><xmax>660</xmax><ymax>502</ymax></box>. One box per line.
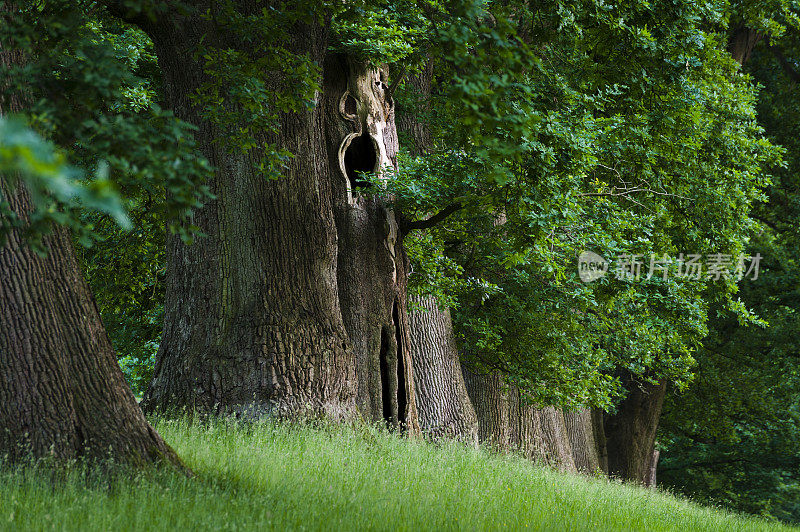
<box><xmin>141</xmin><ymin>14</ymin><xmax>356</xmax><ymax>419</ymax></box>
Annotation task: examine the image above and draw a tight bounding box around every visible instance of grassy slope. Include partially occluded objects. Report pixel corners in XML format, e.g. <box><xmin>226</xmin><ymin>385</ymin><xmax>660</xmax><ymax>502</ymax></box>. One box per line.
<box><xmin>0</xmin><ymin>419</ymin><xmax>792</xmax><ymax>531</ymax></box>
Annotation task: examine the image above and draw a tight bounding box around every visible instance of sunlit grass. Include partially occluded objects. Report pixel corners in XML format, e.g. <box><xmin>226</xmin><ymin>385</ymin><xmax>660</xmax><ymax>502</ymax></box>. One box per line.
<box><xmin>0</xmin><ymin>418</ymin><xmax>791</xmax><ymax>531</ymax></box>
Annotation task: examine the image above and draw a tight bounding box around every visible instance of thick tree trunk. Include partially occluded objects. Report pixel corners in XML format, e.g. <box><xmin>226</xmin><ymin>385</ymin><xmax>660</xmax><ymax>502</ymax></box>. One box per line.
<box><xmin>647</xmin><ymin>447</ymin><xmax>660</xmax><ymax>488</ymax></box>
<box><xmin>396</xmin><ymin>60</ymin><xmax>433</xmax><ymax>153</ymax></box>
<box><xmin>0</xmin><ymin>185</ymin><xmax>182</xmax><ymax>467</ymax></box>
<box><xmin>142</xmin><ymin>13</ymin><xmax>357</xmax><ymax>419</ymax></box>
<box><xmin>0</xmin><ymin>45</ymin><xmax>181</xmax><ymax>467</ymax></box>
<box><xmin>563</xmin><ymin>408</ymin><xmax>603</xmax><ymax>474</ymax></box>
<box><xmin>536</xmin><ymin>406</ymin><xmax>578</xmax><ymax>472</ymax></box>
<box><xmin>462</xmin><ymin>368</ymin><xmax>576</xmax><ymax>471</ymax></box>
<box><xmin>408</xmin><ymin>295</ymin><xmax>478</xmax><ymax>442</ymax></box>
<box><xmin>140</xmin><ymin>10</ymin><xmax>419</xmax><ymax>430</ymax></box>
<box><xmin>323</xmin><ymin>55</ymin><xmax>419</xmax><ymax>430</ymax></box>
<box><xmin>604</xmin><ymin>380</ymin><xmax>667</xmax><ymax>485</ymax></box>
<box><xmin>592</xmin><ymin>407</ymin><xmax>609</xmax><ymax>473</ymax></box>
<box><xmin>728</xmin><ymin>27</ymin><xmax>762</xmax><ymax>66</ymax></box>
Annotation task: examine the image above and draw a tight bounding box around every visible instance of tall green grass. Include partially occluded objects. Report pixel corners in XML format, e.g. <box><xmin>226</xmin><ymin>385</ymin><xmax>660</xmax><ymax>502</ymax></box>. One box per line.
<box><xmin>0</xmin><ymin>418</ymin><xmax>792</xmax><ymax>531</ymax></box>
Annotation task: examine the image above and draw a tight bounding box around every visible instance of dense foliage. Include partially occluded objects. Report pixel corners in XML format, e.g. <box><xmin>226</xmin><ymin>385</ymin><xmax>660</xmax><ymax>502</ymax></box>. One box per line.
<box><xmin>390</xmin><ymin>0</ymin><xmax>778</xmax><ymax>410</ymax></box>
<box><xmin>659</xmin><ymin>27</ymin><xmax>800</xmax><ymax>523</ymax></box>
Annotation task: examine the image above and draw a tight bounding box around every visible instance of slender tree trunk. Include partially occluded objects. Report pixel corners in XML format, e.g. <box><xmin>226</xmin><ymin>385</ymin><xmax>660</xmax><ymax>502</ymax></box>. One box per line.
<box><xmin>604</xmin><ymin>380</ymin><xmax>667</xmax><ymax>485</ymax></box>
<box><xmin>563</xmin><ymin>408</ymin><xmax>603</xmax><ymax>474</ymax></box>
<box><xmin>0</xmin><ymin>45</ymin><xmax>181</xmax><ymax>468</ymax></box>
<box><xmin>141</xmin><ymin>12</ymin><xmax>357</xmax><ymax>419</ymax></box>
<box><xmin>462</xmin><ymin>368</ymin><xmax>576</xmax><ymax>471</ymax></box>
<box><xmin>408</xmin><ymin>295</ymin><xmax>478</xmax><ymax>442</ymax></box>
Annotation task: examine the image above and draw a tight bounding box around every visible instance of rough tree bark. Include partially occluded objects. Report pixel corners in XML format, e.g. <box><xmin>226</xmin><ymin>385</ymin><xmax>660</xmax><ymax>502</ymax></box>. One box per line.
<box><xmin>647</xmin><ymin>447</ymin><xmax>660</xmax><ymax>488</ymax></box>
<box><xmin>0</xmin><ymin>44</ymin><xmax>182</xmax><ymax>467</ymax></box>
<box><xmin>396</xmin><ymin>60</ymin><xmax>433</xmax><ymax>154</ymax></box>
<box><xmin>408</xmin><ymin>295</ymin><xmax>478</xmax><ymax>442</ymax></box>
<box><xmin>462</xmin><ymin>368</ymin><xmax>576</xmax><ymax>471</ymax></box>
<box><xmin>133</xmin><ymin>5</ymin><xmax>419</xmax><ymax>429</ymax></box>
<box><xmin>140</xmin><ymin>9</ymin><xmax>357</xmax><ymax>418</ymax></box>
<box><xmin>604</xmin><ymin>379</ymin><xmax>667</xmax><ymax>485</ymax></box>
<box><xmin>563</xmin><ymin>408</ymin><xmax>604</xmax><ymax>475</ymax></box>
<box><xmin>592</xmin><ymin>407</ymin><xmax>609</xmax><ymax>473</ymax></box>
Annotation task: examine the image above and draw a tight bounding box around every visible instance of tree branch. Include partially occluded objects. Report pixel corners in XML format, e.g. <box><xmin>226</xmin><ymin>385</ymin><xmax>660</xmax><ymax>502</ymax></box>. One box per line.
<box><xmin>768</xmin><ymin>41</ymin><xmax>800</xmax><ymax>83</ymax></box>
<box><xmin>387</xmin><ymin>63</ymin><xmax>408</xmax><ymax>100</ymax></box>
<box><xmin>402</xmin><ymin>202</ymin><xmax>463</xmax><ymax>232</ymax></box>
<box><xmin>579</xmin><ymin>187</ymin><xmax>688</xmax><ymax>200</ymax></box>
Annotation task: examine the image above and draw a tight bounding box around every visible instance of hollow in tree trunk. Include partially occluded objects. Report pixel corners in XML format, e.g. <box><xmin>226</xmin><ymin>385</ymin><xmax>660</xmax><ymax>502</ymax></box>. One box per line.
<box><xmin>323</xmin><ymin>54</ymin><xmax>419</xmax><ymax>430</ymax></box>
<box><xmin>139</xmin><ymin>11</ymin><xmax>419</xmax><ymax>430</ymax></box>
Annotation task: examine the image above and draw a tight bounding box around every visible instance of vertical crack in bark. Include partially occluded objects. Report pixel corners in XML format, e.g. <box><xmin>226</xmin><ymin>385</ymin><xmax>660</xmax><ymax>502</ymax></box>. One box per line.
<box><xmin>379</xmin><ymin>324</ymin><xmax>393</xmax><ymax>424</ymax></box>
<box><xmin>393</xmin><ymin>299</ymin><xmax>407</xmax><ymax>428</ymax></box>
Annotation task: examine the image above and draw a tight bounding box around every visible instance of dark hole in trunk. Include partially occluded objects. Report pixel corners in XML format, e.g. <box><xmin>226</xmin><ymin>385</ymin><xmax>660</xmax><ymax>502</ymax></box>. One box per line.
<box><xmin>379</xmin><ymin>325</ymin><xmax>393</xmax><ymax>423</ymax></box>
<box><xmin>393</xmin><ymin>300</ymin><xmax>407</xmax><ymax>428</ymax></box>
<box><xmin>344</xmin><ymin>94</ymin><xmax>357</xmax><ymax>116</ymax></box>
<box><xmin>344</xmin><ymin>132</ymin><xmax>376</xmax><ymax>190</ymax></box>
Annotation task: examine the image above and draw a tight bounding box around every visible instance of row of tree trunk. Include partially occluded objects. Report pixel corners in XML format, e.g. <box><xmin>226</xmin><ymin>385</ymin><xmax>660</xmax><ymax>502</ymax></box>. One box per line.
<box><xmin>407</xmin><ymin>295</ymin><xmax>665</xmax><ymax>485</ymax></box>
<box><xmin>459</xmin><ymin>363</ymin><xmax>665</xmax><ymax>485</ymax></box>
